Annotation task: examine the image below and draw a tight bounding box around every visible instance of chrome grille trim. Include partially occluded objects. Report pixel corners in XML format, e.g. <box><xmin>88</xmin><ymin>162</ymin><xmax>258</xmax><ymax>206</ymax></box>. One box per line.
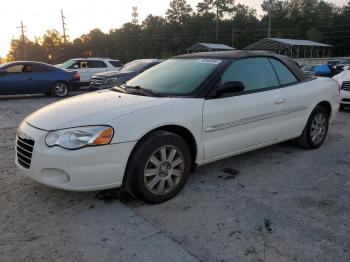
<box><xmin>342</xmin><ymin>81</ymin><xmax>350</xmax><ymax>91</ymax></box>
<box><xmin>15</xmin><ymin>150</ymin><xmax>32</xmax><ymax>161</ymax></box>
<box><xmin>90</xmin><ymin>78</ymin><xmax>104</xmax><ymax>85</ymax></box>
<box><xmin>17</xmin><ymin>139</ymin><xmax>35</xmax><ymax>148</ymax></box>
<box><xmin>16</xmin><ymin>143</ymin><xmax>33</xmax><ymax>155</ymax></box>
<box><xmin>16</xmin><ymin>129</ymin><xmax>34</xmax><ymax>169</ymax></box>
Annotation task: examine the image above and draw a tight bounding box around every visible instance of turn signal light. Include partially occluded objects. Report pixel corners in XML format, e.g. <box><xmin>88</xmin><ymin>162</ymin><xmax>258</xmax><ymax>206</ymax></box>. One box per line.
<box><xmin>92</xmin><ymin>127</ymin><xmax>114</xmax><ymax>145</ymax></box>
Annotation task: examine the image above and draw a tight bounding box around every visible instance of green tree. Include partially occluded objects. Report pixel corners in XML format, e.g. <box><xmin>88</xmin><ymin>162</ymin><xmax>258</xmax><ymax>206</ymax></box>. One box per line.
<box><xmin>41</xmin><ymin>30</ymin><xmax>65</xmax><ymax>63</ymax></box>
<box><xmin>197</xmin><ymin>0</ymin><xmax>235</xmax><ymax>40</ymax></box>
<box><xmin>6</xmin><ymin>0</ymin><xmax>350</xmax><ymax>62</ymax></box>
<box><xmin>141</xmin><ymin>15</ymin><xmax>168</xmax><ymax>57</ymax></box>
<box><xmin>166</xmin><ymin>0</ymin><xmax>193</xmax><ymax>24</ymax></box>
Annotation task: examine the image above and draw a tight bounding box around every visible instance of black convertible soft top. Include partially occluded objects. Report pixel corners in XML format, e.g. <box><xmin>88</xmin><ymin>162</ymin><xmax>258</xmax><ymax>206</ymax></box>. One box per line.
<box><xmin>176</xmin><ymin>50</ymin><xmax>310</xmax><ymax>82</ymax></box>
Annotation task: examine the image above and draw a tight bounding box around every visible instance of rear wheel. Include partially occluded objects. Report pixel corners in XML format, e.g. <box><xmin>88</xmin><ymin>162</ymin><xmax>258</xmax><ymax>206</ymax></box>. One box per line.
<box><xmin>297</xmin><ymin>105</ymin><xmax>329</xmax><ymax>149</ymax></box>
<box><xmin>124</xmin><ymin>131</ymin><xmax>191</xmax><ymax>204</ymax></box>
<box><xmin>51</xmin><ymin>81</ymin><xmax>69</xmax><ymax>97</ymax></box>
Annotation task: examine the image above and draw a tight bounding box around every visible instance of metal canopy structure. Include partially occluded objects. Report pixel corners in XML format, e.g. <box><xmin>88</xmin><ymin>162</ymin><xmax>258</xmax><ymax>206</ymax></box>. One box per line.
<box><xmin>244</xmin><ymin>38</ymin><xmax>333</xmax><ymax>59</ymax></box>
<box><xmin>186</xmin><ymin>43</ymin><xmax>234</xmax><ymax>53</ymax></box>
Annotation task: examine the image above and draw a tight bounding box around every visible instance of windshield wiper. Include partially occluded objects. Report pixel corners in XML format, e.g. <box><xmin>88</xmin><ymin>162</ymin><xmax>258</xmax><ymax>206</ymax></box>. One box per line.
<box><xmin>125</xmin><ymin>85</ymin><xmax>163</xmax><ymax>97</ymax></box>
<box><xmin>111</xmin><ymin>86</ymin><xmax>126</xmax><ymax>93</ymax></box>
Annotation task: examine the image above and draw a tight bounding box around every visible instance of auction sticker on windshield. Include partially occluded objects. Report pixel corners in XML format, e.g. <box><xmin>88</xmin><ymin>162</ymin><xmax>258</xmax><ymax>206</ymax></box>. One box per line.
<box><xmin>197</xmin><ymin>59</ymin><xmax>222</xmax><ymax>65</ymax></box>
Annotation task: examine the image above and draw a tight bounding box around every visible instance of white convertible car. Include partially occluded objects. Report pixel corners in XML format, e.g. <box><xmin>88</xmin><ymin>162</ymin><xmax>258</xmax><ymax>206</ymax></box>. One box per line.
<box><xmin>16</xmin><ymin>51</ymin><xmax>340</xmax><ymax>203</ymax></box>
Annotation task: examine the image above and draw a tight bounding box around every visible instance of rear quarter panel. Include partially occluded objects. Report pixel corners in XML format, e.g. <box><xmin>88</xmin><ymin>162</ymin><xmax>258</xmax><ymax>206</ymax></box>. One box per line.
<box><xmin>284</xmin><ymin>77</ymin><xmax>340</xmax><ymax>137</ymax></box>
<box><xmin>36</xmin><ymin>70</ymin><xmax>72</xmax><ymax>92</ymax></box>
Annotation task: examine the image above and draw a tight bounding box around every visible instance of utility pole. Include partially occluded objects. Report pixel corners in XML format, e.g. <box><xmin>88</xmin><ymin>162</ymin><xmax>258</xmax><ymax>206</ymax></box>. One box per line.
<box><xmin>17</xmin><ymin>21</ymin><xmax>28</xmax><ymax>60</ymax></box>
<box><xmin>61</xmin><ymin>9</ymin><xmax>68</xmax><ymax>45</ymax></box>
<box><xmin>267</xmin><ymin>0</ymin><xmax>272</xmax><ymax>38</ymax></box>
<box><xmin>232</xmin><ymin>11</ymin><xmax>236</xmax><ymax>48</ymax></box>
<box><xmin>216</xmin><ymin>4</ymin><xmax>219</xmax><ymax>41</ymax></box>
<box><xmin>11</xmin><ymin>35</ymin><xmax>17</xmax><ymax>60</ymax></box>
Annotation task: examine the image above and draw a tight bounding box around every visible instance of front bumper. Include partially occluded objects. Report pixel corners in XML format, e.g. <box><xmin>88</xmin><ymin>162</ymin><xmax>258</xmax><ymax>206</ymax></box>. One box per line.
<box><xmin>340</xmin><ymin>90</ymin><xmax>350</xmax><ymax>105</ymax></box>
<box><xmin>69</xmin><ymin>81</ymin><xmax>84</xmax><ymax>90</ymax></box>
<box><xmin>15</xmin><ymin>122</ymin><xmax>136</xmax><ymax>191</ymax></box>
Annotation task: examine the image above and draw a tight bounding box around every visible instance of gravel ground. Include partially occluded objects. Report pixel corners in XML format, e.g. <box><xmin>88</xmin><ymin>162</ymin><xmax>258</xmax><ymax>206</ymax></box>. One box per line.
<box><xmin>0</xmin><ymin>93</ymin><xmax>349</xmax><ymax>262</ymax></box>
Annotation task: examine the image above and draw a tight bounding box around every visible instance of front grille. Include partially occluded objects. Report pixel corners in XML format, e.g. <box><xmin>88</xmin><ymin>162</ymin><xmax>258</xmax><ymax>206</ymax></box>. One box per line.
<box><xmin>90</xmin><ymin>78</ymin><xmax>104</xmax><ymax>86</ymax></box>
<box><xmin>342</xmin><ymin>81</ymin><xmax>350</xmax><ymax>91</ymax></box>
<box><xmin>16</xmin><ymin>130</ymin><xmax>35</xmax><ymax>169</ymax></box>
<box><xmin>342</xmin><ymin>98</ymin><xmax>350</xmax><ymax>102</ymax></box>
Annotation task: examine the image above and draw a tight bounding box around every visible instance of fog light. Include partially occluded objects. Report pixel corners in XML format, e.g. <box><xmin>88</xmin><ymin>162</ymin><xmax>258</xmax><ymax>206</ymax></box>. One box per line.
<box><xmin>41</xmin><ymin>168</ymin><xmax>70</xmax><ymax>184</ymax></box>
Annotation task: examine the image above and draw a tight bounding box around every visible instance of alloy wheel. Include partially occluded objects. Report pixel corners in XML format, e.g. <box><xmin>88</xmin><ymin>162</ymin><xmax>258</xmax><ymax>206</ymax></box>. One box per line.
<box><xmin>310</xmin><ymin>113</ymin><xmax>327</xmax><ymax>144</ymax></box>
<box><xmin>144</xmin><ymin>145</ymin><xmax>185</xmax><ymax>195</ymax></box>
<box><xmin>54</xmin><ymin>83</ymin><xmax>68</xmax><ymax>97</ymax></box>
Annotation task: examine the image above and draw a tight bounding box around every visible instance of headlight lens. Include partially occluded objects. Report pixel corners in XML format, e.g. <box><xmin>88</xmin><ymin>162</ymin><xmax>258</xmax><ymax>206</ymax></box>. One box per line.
<box><xmin>46</xmin><ymin>126</ymin><xmax>114</xmax><ymax>149</ymax></box>
<box><xmin>104</xmin><ymin>77</ymin><xmax>118</xmax><ymax>85</ymax></box>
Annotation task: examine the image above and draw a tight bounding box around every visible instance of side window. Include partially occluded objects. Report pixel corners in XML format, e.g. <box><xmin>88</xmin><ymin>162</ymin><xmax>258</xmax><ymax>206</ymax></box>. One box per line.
<box><xmin>5</xmin><ymin>64</ymin><xmax>25</xmax><ymax>73</ymax></box>
<box><xmin>109</xmin><ymin>61</ymin><xmax>122</xmax><ymax>67</ymax></box>
<box><xmin>80</xmin><ymin>61</ymin><xmax>88</xmax><ymax>68</ymax></box>
<box><xmin>32</xmin><ymin>64</ymin><xmax>52</xmax><ymax>72</ymax></box>
<box><xmin>141</xmin><ymin>63</ymin><xmax>155</xmax><ymax>72</ymax></box>
<box><xmin>221</xmin><ymin>57</ymin><xmax>279</xmax><ymax>92</ymax></box>
<box><xmin>147</xmin><ymin>62</ymin><xmax>159</xmax><ymax>70</ymax></box>
<box><xmin>269</xmin><ymin>58</ymin><xmax>298</xmax><ymax>85</ymax></box>
<box><xmin>88</xmin><ymin>60</ymin><xmax>107</xmax><ymax>68</ymax></box>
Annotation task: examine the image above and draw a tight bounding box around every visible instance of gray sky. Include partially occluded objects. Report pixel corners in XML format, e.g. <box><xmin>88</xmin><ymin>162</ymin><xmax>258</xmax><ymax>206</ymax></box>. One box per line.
<box><xmin>0</xmin><ymin>0</ymin><xmax>348</xmax><ymax>56</ymax></box>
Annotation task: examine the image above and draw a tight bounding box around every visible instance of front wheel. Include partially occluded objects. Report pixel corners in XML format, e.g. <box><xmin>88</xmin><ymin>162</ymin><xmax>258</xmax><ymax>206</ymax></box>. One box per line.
<box><xmin>297</xmin><ymin>105</ymin><xmax>329</xmax><ymax>149</ymax></box>
<box><xmin>124</xmin><ymin>131</ymin><xmax>192</xmax><ymax>204</ymax></box>
<box><xmin>51</xmin><ymin>81</ymin><xmax>69</xmax><ymax>97</ymax></box>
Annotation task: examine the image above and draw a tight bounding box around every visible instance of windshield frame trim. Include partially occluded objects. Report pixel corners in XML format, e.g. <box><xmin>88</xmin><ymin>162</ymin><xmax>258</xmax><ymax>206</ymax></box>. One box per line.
<box><xmin>127</xmin><ymin>57</ymin><xmax>230</xmax><ymax>98</ymax></box>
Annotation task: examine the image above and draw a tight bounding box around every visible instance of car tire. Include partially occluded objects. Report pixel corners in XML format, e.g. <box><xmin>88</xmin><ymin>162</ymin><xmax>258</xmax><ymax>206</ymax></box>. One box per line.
<box><xmin>297</xmin><ymin>105</ymin><xmax>329</xmax><ymax>149</ymax></box>
<box><xmin>124</xmin><ymin>130</ymin><xmax>192</xmax><ymax>204</ymax></box>
<box><xmin>51</xmin><ymin>81</ymin><xmax>69</xmax><ymax>97</ymax></box>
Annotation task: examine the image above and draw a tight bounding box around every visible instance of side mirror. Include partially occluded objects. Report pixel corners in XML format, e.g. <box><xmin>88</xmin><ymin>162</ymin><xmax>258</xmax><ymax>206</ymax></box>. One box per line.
<box><xmin>0</xmin><ymin>69</ymin><xmax>6</xmax><ymax>76</ymax></box>
<box><xmin>215</xmin><ymin>81</ymin><xmax>245</xmax><ymax>98</ymax></box>
<box><xmin>73</xmin><ymin>65</ymin><xmax>79</xmax><ymax>69</ymax></box>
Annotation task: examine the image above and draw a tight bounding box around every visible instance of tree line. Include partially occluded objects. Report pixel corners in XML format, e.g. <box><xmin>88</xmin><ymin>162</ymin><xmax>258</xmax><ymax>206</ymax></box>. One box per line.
<box><xmin>6</xmin><ymin>0</ymin><xmax>350</xmax><ymax>64</ymax></box>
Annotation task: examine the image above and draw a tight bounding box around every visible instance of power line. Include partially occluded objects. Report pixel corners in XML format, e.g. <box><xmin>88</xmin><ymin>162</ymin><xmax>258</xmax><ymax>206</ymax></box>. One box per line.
<box><xmin>61</xmin><ymin>9</ymin><xmax>68</xmax><ymax>45</ymax></box>
<box><xmin>16</xmin><ymin>21</ymin><xmax>28</xmax><ymax>60</ymax></box>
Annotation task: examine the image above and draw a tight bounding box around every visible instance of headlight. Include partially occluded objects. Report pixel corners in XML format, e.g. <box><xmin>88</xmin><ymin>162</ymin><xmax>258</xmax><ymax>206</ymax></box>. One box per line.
<box><xmin>104</xmin><ymin>77</ymin><xmax>118</xmax><ymax>85</ymax></box>
<box><xmin>46</xmin><ymin>126</ymin><xmax>114</xmax><ymax>149</ymax></box>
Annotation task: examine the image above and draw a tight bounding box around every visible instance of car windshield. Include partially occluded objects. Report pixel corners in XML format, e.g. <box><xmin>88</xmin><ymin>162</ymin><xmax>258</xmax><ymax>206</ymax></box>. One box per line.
<box><xmin>0</xmin><ymin>62</ymin><xmax>12</xmax><ymax>69</ymax></box>
<box><xmin>302</xmin><ymin>65</ymin><xmax>313</xmax><ymax>71</ymax></box>
<box><xmin>124</xmin><ymin>58</ymin><xmax>222</xmax><ymax>95</ymax></box>
<box><xmin>58</xmin><ymin>60</ymin><xmax>76</xmax><ymax>69</ymax></box>
<box><xmin>120</xmin><ymin>61</ymin><xmax>148</xmax><ymax>72</ymax></box>
<box><xmin>340</xmin><ymin>59</ymin><xmax>350</xmax><ymax>64</ymax></box>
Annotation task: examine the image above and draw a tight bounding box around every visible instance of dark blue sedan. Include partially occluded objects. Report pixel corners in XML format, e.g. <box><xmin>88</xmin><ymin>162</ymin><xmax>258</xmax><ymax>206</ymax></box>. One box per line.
<box><xmin>0</xmin><ymin>61</ymin><xmax>80</xmax><ymax>97</ymax></box>
<box><xmin>89</xmin><ymin>59</ymin><xmax>162</xmax><ymax>90</ymax></box>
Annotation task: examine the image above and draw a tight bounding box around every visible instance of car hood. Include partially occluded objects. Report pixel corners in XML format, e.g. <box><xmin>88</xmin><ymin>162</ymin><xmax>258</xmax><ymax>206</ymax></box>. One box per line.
<box><xmin>94</xmin><ymin>70</ymin><xmax>133</xmax><ymax>78</ymax></box>
<box><xmin>25</xmin><ymin>90</ymin><xmax>180</xmax><ymax>130</ymax></box>
<box><xmin>333</xmin><ymin>70</ymin><xmax>350</xmax><ymax>84</ymax></box>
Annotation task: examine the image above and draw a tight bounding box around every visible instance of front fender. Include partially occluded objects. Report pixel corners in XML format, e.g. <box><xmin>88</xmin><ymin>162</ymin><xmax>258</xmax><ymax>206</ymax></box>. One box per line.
<box><xmin>108</xmin><ymin>98</ymin><xmax>205</xmax><ymax>162</ymax></box>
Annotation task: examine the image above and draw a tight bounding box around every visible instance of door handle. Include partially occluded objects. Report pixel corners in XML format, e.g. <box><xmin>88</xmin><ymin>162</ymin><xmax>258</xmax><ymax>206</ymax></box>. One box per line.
<box><xmin>28</xmin><ymin>78</ymin><xmax>33</xmax><ymax>80</ymax></box>
<box><xmin>275</xmin><ymin>98</ymin><xmax>286</xmax><ymax>104</ymax></box>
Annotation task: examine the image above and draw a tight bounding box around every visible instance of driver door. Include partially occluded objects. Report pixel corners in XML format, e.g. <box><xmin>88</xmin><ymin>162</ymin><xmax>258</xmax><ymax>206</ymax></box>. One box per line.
<box><xmin>0</xmin><ymin>63</ymin><xmax>36</xmax><ymax>94</ymax></box>
<box><xmin>203</xmin><ymin>57</ymin><xmax>288</xmax><ymax>161</ymax></box>
<box><xmin>73</xmin><ymin>60</ymin><xmax>90</xmax><ymax>83</ymax></box>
